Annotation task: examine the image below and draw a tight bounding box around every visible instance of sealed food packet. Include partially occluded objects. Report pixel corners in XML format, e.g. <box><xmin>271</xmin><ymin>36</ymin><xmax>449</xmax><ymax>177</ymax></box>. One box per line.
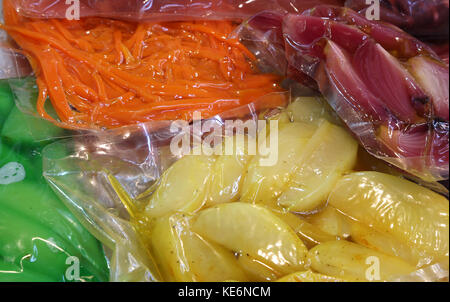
<box><xmin>9</xmin><ymin>0</ymin><xmax>344</xmax><ymax>21</ymax></box>
<box><xmin>0</xmin><ymin>0</ymin><xmax>30</xmax><ymax>80</ymax></box>
<box><xmin>0</xmin><ymin>0</ymin><xmax>448</xmax><ymax>283</ymax></box>
<box><xmin>345</xmin><ymin>0</ymin><xmax>449</xmax><ymax>41</ymax></box>
<box><xmin>42</xmin><ymin>96</ymin><xmax>449</xmax><ymax>282</ymax></box>
<box><xmin>1</xmin><ymin>0</ymin><xmax>448</xmax><ymax>181</ymax></box>
<box><xmin>0</xmin><ymin>80</ymin><xmax>109</xmax><ymax>282</ymax></box>
<box><xmin>0</xmin><ymin>0</ymin><xmax>291</xmax><ymax>130</ymax></box>
<box><xmin>42</xmin><ymin>97</ymin><xmax>285</xmax><ymax>282</ymax></box>
<box><xmin>236</xmin><ymin>5</ymin><xmax>449</xmax><ymax>182</ymax></box>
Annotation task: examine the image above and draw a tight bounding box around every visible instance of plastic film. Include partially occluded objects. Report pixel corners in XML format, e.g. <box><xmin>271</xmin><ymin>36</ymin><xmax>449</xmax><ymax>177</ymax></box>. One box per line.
<box><xmin>42</xmin><ymin>96</ymin><xmax>449</xmax><ymax>282</ymax></box>
<box><xmin>236</xmin><ymin>5</ymin><xmax>449</xmax><ymax>182</ymax></box>
<box><xmin>10</xmin><ymin>0</ymin><xmax>345</xmax><ymax>21</ymax></box>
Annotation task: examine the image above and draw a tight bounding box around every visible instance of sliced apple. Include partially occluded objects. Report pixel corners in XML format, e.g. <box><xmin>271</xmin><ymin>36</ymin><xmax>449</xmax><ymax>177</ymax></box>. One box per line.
<box><xmin>192</xmin><ymin>202</ymin><xmax>308</xmax><ymax>275</ymax></box>
<box><xmin>144</xmin><ymin>155</ymin><xmax>215</xmax><ymax>217</ymax></box>
<box><xmin>149</xmin><ymin>213</ymin><xmax>248</xmax><ymax>282</ymax></box>
<box><xmin>307</xmin><ymin>241</ymin><xmax>416</xmax><ymax>281</ymax></box>
<box><xmin>278</xmin><ymin>120</ymin><xmax>358</xmax><ymax>212</ymax></box>
<box><xmin>328</xmin><ymin>172</ymin><xmax>449</xmax><ymax>264</ymax></box>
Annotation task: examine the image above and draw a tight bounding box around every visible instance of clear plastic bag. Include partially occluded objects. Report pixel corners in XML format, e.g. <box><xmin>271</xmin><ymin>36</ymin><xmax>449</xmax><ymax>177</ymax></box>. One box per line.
<box><xmin>0</xmin><ymin>80</ymin><xmax>109</xmax><ymax>282</ymax></box>
<box><xmin>42</xmin><ymin>97</ymin><xmax>288</xmax><ymax>281</ymax></box>
<box><xmin>1</xmin><ymin>0</ymin><xmax>290</xmax><ymax>130</ymax></box>
<box><xmin>0</xmin><ymin>0</ymin><xmax>30</xmax><ymax>80</ymax></box>
<box><xmin>236</xmin><ymin>5</ymin><xmax>449</xmax><ymax>182</ymax></box>
<box><xmin>10</xmin><ymin>0</ymin><xmax>344</xmax><ymax>21</ymax></box>
<box><xmin>0</xmin><ymin>44</ymin><xmax>30</xmax><ymax>80</ymax></box>
<box><xmin>345</xmin><ymin>0</ymin><xmax>449</xmax><ymax>41</ymax></box>
<box><xmin>42</xmin><ymin>95</ymin><xmax>449</xmax><ymax>282</ymax></box>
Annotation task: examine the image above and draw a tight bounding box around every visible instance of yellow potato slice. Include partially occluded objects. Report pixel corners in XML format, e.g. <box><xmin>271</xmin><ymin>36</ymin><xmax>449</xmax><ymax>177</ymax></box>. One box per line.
<box><xmin>236</xmin><ymin>253</ymin><xmax>280</xmax><ymax>282</ymax></box>
<box><xmin>278</xmin><ymin>121</ymin><xmax>358</xmax><ymax>212</ymax></box>
<box><xmin>266</xmin><ymin>110</ymin><xmax>292</xmax><ymax>129</ymax></box>
<box><xmin>328</xmin><ymin>172</ymin><xmax>449</xmax><ymax>264</ymax></box>
<box><xmin>192</xmin><ymin>202</ymin><xmax>308</xmax><ymax>275</ymax></box>
<box><xmin>240</xmin><ymin>122</ymin><xmax>316</xmax><ymax>206</ymax></box>
<box><xmin>349</xmin><ymin>221</ymin><xmax>424</xmax><ymax>267</ymax></box>
<box><xmin>307</xmin><ymin>206</ymin><xmax>426</xmax><ymax>267</ymax></box>
<box><xmin>276</xmin><ymin>270</ymin><xmax>349</xmax><ymax>282</ymax></box>
<box><xmin>149</xmin><ymin>214</ymin><xmax>248</xmax><ymax>282</ymax></box>
<box><xmin>269</xmin><ymin>207</ymin><xmax>337</xmax><ymax>248</ymax></box>
<box><xmin>305</xmin><ymin>206</ymin><xmax>352</xmax><ymax>239</ymax></box>
<box><xmin>206</xmin><ymin>135</ymin><xmax>254</xmax><ymax>206</ymax></box>
<box><xmin>286</xmin><ymin>97</ymin><xmax>340</xmax><ymax>126</ymax></box>
<box><xmin>307</xmin><ymin>241</ymin><xmax>416</xmax><ymax>281</ymax></box>
<box><xmin>145</xmin><ymin>155</ymin><xmax>215</xmax><ymax>217</ymax></box>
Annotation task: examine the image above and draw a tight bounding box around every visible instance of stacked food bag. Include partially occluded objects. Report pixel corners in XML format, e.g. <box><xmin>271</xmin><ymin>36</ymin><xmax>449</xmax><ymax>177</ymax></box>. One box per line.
<box><xmin>0</xmin><ymin>0</ymin><xmax>448</xmax><ymax>282</ymax></box>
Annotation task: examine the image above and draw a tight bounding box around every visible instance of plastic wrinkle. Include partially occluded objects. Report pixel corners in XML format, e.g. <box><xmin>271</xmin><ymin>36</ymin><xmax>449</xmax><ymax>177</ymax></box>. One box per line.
<box><xmin>10</xmin><ymin>0</ymin><xmax>345</xmax><ymax>21</ymax></box>
<box><xmin>41</xmin><ymin>98</ymin><xmax>448</xmax><ymax>282</ymax></box>
<box><xmin>236</xmin><ymin>5</ymin><xmax>450</xmax><ymax>181</ymax></box>
<box><xmin>41</xmin><ymin>99</ymin><xmax>285</xmax><ymax>281</ymax></box>
<box><xmin>345</xmin><ymin>0</ymin><xmax>449</xmax><ymax>41</ymax></box>
<box><xmin>2</xmin><ymin>0</ymin><xmax>288</xmax><ymax>129</ymax></box>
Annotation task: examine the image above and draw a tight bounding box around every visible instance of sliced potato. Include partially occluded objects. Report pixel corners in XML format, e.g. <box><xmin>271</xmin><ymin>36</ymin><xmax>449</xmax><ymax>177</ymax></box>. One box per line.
<box><xmin>349</xmin><ymin>220</ymin><xmax>424</xmax><ymax>267</ymax></box>
<box><xmin>307</xmin><ymin>206</ymin><xmax>426</xmax><ymax>267</ymax></box>
<box><xmin>307</xmin><ymin>241</ymin><xmax>416</xmax><ymax>281</ymax></box>
<box><xmin>149</xmin><ymin>214</ymin><xmax>248</xmax><ymax>282</ymax></box>
<box><xmin>305</xmin><ymin>206</ymin><xmax>352</xmax><ymax>239</ymax></box>
<box><xmin>276</xmin><ymin>270</ymin><xmax>349</xmax><ymax>282</ymax></box>
<box><xmin>192</xmin><ymin>202</ymin><xmax>308</xmax><ymax>275</ymax></box>
<box><xmin>266</xmin><ymin>110</ymin><xmax>292</xmax><ymax>129</ymax></box>
<box><xmin>269</xmin><ymin>207</ymin><xmax>337</xmax><ymax>248</ymax></box>
<box><xmin>206</xmin><ymin>135</ymin><xmax>254</xmax><ymax>206</ymax></box>
<box><xmin>328</xmin><ymin>172</ymin><xmax>449</xmax><ymax>263</ymax></box>
<box><xmin>145</xmin><ymin>155</ymin><xmax>214</xmax><ymax>217</ymax></box>
<box><xmin>286</xmin><ymin>97</ymin><xmax>340</xmax><ymax>126</ymax></box>
<box><xmin>236</xmin><ymin>253</ymin><xmax>280</xmax><ymax>282</ymax></box>
<box><xmin>241</xmin><ymin>122</ymin><xmax>315</xmax><ymax>206</ymax></box>
<box><xmin>278</xmin><ymin>121</ymin><xmax>358</xmax><ymax>212</ymax></box>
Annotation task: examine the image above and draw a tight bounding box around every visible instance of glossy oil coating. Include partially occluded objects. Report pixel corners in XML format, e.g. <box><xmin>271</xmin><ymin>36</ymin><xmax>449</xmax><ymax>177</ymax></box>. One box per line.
<box><xmin>10</xmin><ymin>0</ymin><xmax>344</xmax><ymax>21</ymax></box>
<box><xmin>238</xmin><ymin>5</ymin><xmax>449</xmax><ymax>181</ymax></box>
<box><xmin>0</xmin><ymin>80</ymin><xmax>109</xmax><ymax>282</ymax></box>
<box><xmin>2</xmin><ymin>0</ymin><xmax>285</xmax><ymax>129</ymax></box>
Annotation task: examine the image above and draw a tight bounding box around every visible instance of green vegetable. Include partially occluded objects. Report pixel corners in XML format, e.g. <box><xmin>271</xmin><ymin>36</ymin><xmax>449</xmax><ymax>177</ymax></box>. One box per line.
<box><xmin>0</xmin><ymin>80</ymin><xmax>109</xmax><ymax>282</ymax></box>
<box><xmin>0</xmin><ymin>81</ymin><xmax>15</xmax><ymax>129</ymax></box>
<box><xmin>1</xmin><ymin>106</ymin><xmax>66</xmax><ymax>147</ymax></box>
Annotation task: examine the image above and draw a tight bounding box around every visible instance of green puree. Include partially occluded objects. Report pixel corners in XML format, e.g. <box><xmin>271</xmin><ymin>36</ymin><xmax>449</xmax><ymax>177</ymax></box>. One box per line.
<box><xmin>0</xmin><ymin>80</ymin><xmax>109</xmax><ymax>282</ymax></box>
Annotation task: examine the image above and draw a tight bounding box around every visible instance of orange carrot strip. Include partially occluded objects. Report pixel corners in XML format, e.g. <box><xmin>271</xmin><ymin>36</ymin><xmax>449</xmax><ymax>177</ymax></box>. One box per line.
<box><xmin>2</xmin><ymin>0</ymin><xmax>282</xmax><ymax>130</ymax></box>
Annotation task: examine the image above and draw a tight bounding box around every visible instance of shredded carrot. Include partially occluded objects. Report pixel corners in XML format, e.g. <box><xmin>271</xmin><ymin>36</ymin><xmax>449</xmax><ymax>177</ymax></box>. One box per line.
<box><xmin>1</xmin><ymin>0</ymin><xmax>283</xmax><ymax>129</ymax></box>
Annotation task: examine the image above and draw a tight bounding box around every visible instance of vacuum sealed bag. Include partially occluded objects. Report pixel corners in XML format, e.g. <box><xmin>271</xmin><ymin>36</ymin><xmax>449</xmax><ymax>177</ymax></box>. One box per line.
<box><xmin>1</xmin><ymin>0</ymin><xmax>292</xmax><ymax>130</ymax></box>
<box><xmin>1</xmin><ymin>0</ymin><xmax>448</xmax><ymax>181</ymax></box>
<box><xmin>0</xmin><ymin>80</ymin><xmax>109</xmax><ymax>282</ymax></box>
<box><xmin>236</xmin><ymin>5</ymin><xmax>449</xmax><ymax>182</ymax></box>
<box><xmin>9</xmin><ymin>0</ymin><xmax>344</xmax><ymax>21</ymax></box>
<box><xmin>1</xmin><ymin>0</ymin><xmax>448</xmax><ymax>283</ymax></box>
<box><xmin>42</xmin><ymin>95</ymin><xmax>449</xmax><ymax>282</ymax></box>
<box><xmin>345</xmin><ymin>0</ymin><xmax>449</xmax><ymax>41</ymax></box>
